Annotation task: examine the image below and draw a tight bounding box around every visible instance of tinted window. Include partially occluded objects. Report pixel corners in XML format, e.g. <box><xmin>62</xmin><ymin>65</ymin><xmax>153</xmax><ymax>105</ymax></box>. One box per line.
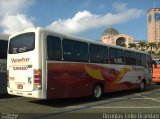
<box><xmin>63</xmin><ymin>39</ymin><xmax>76</xmax><ymax>61</ymax></box>
<box><xmin>136</xmin><ymin>53</ymin><xmax>141</xmax><ymax>65</ymax></box>
<box><xmin>124</xmin><ymin>51</ymin><xmax>130</xmax><ymax>65</ymax></box>
<box><xmin>89</xmin><ymin>44</ymin><xmax>108</xmax><ymax>63</ymax></box>
<box><xmin>9</xmin><ymin>33</ymin><xmax>35</xmax><ymax>54</ymax></box>
<box><xmin>0</xmin><ymin>40</ymin><xmax>8</xmax><ymax>59</ymax></box>
<box><xmin>141</xmin><ymin>54</ymin><xmax>146</xmax><ymax>67</ymax></box>
<box><xmin>89</xmin><ymin>44</ymin><xmax>99</xmax><ymax>63</ymax></box>
<box><xmin>75</xmin><ymin>42</ymin><xmax>88</xmax><ymax>62</ymax></box>
<box><xmin>147</xmin><ymin>55</ymin><xmax>152</xmax><ymax>68</ymax></box>
<box><xmin>47</xmin><ymin>36</ymin><xmax>62</xmax><ymax>60</ymax></box>
<box><xmin>109</xmin><ymin>48</ymin><xmax>116</xmax><ymax>64</ymax></box>
<box><xmin>63</xmin><ymin>39</ymin><xmax>88</xmax><ymax>62</ymax></box>
<box><xmin>109</xmin><ymin>48</ymin><xmax>124</xmax><ymax>64</ymax></box>
<box><xmin>130</xmin><ymin>52</ymin><xmax>136</xmax><ymax>65</ymax></box>
<box><xmin>99</xmin><ymin>46</ymin><xmax>108</xmax><ymax>63</ymax></box>
<box><xmin>116</xmin><ymin>49</ymin><xmax>124</xmax><ymax>64</ymax></box>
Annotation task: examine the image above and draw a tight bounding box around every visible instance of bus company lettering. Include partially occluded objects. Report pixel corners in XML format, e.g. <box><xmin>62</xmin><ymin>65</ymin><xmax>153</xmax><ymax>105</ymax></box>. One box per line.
<box><xmin>13</xmin><ymin>66</ymin><xmax>28</xmax><ymax>70</ymax></box>
<box><xmin>132</xmin><ymin>67</ymin><xmax>145</xmax><ymax>71</ymax></box>
<box><xmin>11</xmin><ymin>58</ymin><xmax>30</xmax><ymax>63</ymax></box>
<box><xmin>9</xmin><ymin>77</ymin><xmax>15</xmax><ymax>81</ymax></box>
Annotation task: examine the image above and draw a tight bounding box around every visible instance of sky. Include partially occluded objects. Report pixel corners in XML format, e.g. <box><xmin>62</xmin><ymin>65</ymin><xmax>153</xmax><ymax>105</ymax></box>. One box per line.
<box><xmin>0</xmin><ymin>0</ymin><xmax>160</xmax><ymax>41</ymax></box>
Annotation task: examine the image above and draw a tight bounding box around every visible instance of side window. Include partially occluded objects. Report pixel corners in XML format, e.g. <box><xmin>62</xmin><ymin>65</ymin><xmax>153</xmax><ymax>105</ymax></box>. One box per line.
<box><xmin>75</xmin><ymin>41</ymin><xmax>88</xmax><ymax>62</ymax></box>
<box><xmin>109</xmin><ymin>48</ymin><xmax>116</xmax><ymax>64</ymax></box>
<box><xmin>0</xmin><ymin>40</ymin><xmax>8</xmax><ymax>59</ymax></box>
<box><xmin>147</xmin><ymin>55</ymin><xmax>152</xmax><ymax>68</ymax></box>
<box><xmin>136</xmin><ymin>53</ymin><xmax>141</xmax><ymax>66</ymax></box>
<box><xmin>124</xmin><ymin>51</ymin><xmax>130</xmax><ymax>65</ymax></box>
<box><xmin>130</xmin><ymin>52</ymin><xmax>136</xmax><ymax>65</ymax></box>
<box><xmin>89</xmin><ymin>44</ymin><xmax>108</xmax><ymax>63</ymax></box>
<box><xmin>99</xmin><ymin>46</ymin><xmax>108</xmax><ymax>63</ymax></box>
<box><xmin>89</xmin><ymin>44</ymin><xmax>99</xmax><ymax>63</ymax></box>
<box><xmin>141</xmin><ymin>54</ymin><xmax>146</xmax><ymax>67</ymax></box>
<box><xmin>47</xmin><ymin>36</ymin><xmax>62</xmax><ymax>60</ymax></box>
<box><xmin>109</xmin><ymin>48</ymin><xmax>124</xmax><ymax>64</ymax></box>
<box><xmin>63</xmin><ymin>39</ymin><xmax>76</xmax><ymax>61</ymax></box>
<box><xmin>63</xmin><ymin>39</ymin><xmax>88</xmax><ymax>62</ymax></box>
<box><xmin>116</xmin><ymin>49</ymin><xmax>124</xmax><ymax>64</ymax></box>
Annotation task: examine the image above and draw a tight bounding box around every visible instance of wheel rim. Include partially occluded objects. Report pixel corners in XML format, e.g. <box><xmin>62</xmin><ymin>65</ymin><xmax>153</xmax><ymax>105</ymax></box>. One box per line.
<box><xmin>94</xmin><ymin>85</ymin><xmax>102</xmax><ymax>98</ymax></box>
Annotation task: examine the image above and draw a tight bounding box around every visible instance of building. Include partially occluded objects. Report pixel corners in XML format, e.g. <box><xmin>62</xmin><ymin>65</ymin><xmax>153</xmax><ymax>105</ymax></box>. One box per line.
<box><xmin>147</xmin><ymin>8</ymin><xmax>160</xmax><ymax>42</ymax></box>
<box><xmin>101</xmin><ymin>26</ymin><xmax>133</xmax><ymax>47</ymax></box>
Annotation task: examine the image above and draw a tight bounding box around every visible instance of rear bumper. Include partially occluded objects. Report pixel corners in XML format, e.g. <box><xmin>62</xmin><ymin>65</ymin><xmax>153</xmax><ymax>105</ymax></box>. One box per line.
<box><xmin>7</xmin><ymin>87</ymin><xmax>46</xmax><ymax>99</ymax></box>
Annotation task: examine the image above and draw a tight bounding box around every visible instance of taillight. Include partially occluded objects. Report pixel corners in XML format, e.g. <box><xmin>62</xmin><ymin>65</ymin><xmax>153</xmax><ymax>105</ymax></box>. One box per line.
<box><xmin>34</xmin><ymin>79</ymin><xmax>41</xmax><ymax>84</ymax></box>
<box><xmin>34</xmin><ymin>75</ymin><xmax>41</xmax><ymax>79</ymax></box>
<box><xmin>34</xmin><ymin>69</ymin><xmax>42</xmax><ymax>89</ymax></box>
<box><xmin>34</xmin><ymin>69</ymin><xmax>41</xmax><ymax>75</ymax></box>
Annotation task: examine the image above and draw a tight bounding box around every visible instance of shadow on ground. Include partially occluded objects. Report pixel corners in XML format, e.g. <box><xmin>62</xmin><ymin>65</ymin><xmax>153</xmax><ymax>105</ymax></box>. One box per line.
<box><xmin>0</xmin><ymin>94</ymin><xmax>19</xmax><ymax>99</ymax></box>
<box><xmin>30</xmin><ymin>83</ymin><xmax>160</xmax><ymax>108</ymax></box>
<box><xmin>29</xmin><ymin>89</ymin><xmax>144</xmax><ymax>108</ymax></box>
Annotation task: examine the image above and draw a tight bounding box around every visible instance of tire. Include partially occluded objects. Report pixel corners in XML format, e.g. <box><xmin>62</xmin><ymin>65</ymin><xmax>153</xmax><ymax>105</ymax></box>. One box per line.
<box><xmin>140</xmin><ymin>80</ymin><xmax>146</xmax><ymax>91</ymax></box>
<box><xmin>92</xmin><ymin>84</ymin><xmax>103</xmax><ymax>100</ymax></box>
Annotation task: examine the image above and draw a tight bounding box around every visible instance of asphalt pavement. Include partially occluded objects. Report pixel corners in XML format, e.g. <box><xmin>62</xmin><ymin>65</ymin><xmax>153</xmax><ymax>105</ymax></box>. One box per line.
<box><xmin>0</xmin><ymin>84</ymin><xmax>160</xmax><ymax>119</ymax></box>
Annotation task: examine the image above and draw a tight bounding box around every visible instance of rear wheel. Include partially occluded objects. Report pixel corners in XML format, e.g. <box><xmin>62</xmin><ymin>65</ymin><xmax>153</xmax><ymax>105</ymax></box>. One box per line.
<box><xmin>92</xmin><ymin>84</ymin><xmax>103</xmax><ymax>100</ymax></box>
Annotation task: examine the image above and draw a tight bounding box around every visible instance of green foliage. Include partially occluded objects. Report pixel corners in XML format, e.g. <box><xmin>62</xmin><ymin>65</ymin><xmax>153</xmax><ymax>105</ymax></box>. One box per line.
<box><xmin>128</xmin><ymin>42</ymin><xmax>160</xmax><ymax>56</ymax></box>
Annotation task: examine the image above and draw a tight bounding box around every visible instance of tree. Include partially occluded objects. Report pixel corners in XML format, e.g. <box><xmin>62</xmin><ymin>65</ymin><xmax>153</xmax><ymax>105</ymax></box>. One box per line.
<box><xmin>128</xmin><ymin>43</ymin><xmax>138</xmax><ymax>49</ymax></box>
<box><xmin>155</xmin><ymin>42</ymin><xmax>160</xmax><ymax>51</ymax></box>
<box><xmin>156</xmin><ymin>50</ymin><xmax>160</xmax><ymax>56</ymax></box>
<box><xmin>146</xmin><ymin>42</ymin><xmax>157</xmax><ymax>55</ymax></box>
<box><xmin>137</xmin><ymin>42</ymin><xmax>147</xmax><ymax>51</ymax></box>
<box><xmin>121</xmin><ymin>43</ymin><xmax>127</xmax><ymax>47</ymax></box>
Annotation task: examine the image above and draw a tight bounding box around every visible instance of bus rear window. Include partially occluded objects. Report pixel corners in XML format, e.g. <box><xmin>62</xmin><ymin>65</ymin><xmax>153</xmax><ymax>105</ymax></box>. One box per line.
<box><xmin>9</xmin><ymin>33</ymin><xmax>35</xmax><ymax>54</ymax></box>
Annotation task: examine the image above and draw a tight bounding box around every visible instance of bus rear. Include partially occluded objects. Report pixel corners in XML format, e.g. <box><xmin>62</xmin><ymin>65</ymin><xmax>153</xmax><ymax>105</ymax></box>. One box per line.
<box><xmin>7</xmin><ymin>29</ymin><xmax>46</xmax><ymax>98</ymax></box>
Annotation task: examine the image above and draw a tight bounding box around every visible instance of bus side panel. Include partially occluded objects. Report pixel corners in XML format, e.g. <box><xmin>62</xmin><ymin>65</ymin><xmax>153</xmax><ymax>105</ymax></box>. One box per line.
<box><xmin>47</xmin><ymin>63</ymin><xmax>93</xmax><ymax>99</ymax></box>
<box><xmin>104</xmin><ymin>66</ymin><xmax>140</xmax><ymax>93</ymax></box>
<box><xmin>47</xmin><ymin>63</ymin><xmax>142</xmax><ymax>99</ymax></box>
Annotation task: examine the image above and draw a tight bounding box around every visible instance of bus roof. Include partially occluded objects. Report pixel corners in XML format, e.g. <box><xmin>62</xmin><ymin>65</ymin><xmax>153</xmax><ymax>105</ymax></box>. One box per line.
<box><xmin>9</xmin><ymin>27</ymin><xmax>150</xmax><ymax>55</ymax></box>
<box><xmin>0</xmin><ymin>33</ymin><xmax>10</xmax><ymax>41</ymax></box>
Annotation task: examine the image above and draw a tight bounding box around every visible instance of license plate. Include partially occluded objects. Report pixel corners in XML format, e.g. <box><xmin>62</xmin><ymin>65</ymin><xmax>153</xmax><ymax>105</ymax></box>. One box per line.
<box><xmin>17</xmin><ymin>84</ymin><xmax>23</xmax><ymax>89</ymax></box>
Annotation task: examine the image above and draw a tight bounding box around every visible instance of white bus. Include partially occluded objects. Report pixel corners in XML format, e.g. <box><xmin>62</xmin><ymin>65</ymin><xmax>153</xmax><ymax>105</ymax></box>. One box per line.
<box><xmin>0</xmin><ymin>33</ymin><xmax>10</xmax><ymax>94</ymax></box>
<box><xmin>7</xmin><ymin>27</ymin><xmax>152</xmax><ymax>99</ymax></box>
